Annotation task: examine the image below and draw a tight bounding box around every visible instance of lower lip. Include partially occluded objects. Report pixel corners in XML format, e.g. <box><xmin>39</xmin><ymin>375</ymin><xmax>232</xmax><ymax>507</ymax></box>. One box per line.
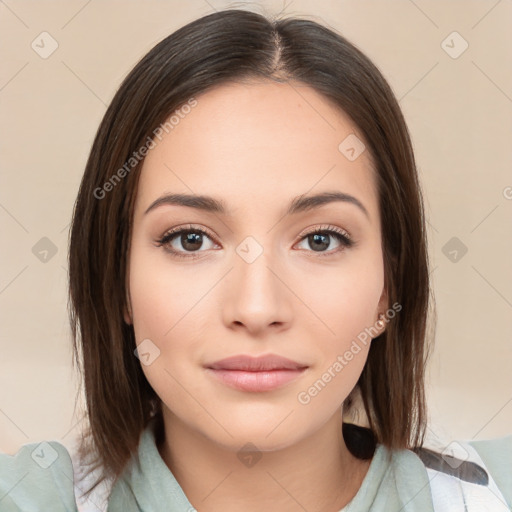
<box><xmin>205</xmin><ymin>368</ymin><xmax>307</xmax><ymax>392</ymax></box>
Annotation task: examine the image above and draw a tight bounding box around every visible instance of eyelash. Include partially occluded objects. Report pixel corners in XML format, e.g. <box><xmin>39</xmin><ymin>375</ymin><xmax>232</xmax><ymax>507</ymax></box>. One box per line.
<box><xmin>155</xmin><ymin>224</ymin><xmax>354</xmax><ymax>259</ymax></box>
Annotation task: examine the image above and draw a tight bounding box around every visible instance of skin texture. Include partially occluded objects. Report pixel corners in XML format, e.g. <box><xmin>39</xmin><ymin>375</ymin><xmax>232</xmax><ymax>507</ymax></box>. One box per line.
<box><xmin>125</xmin><ymin>80</ymin><xmax>388</xmax><ymax>511</ymax></box>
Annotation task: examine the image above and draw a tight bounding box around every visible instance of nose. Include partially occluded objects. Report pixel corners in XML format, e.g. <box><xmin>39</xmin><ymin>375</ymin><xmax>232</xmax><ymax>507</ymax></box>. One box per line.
<box><xmin>221</xmin><ymin>241</ymin><xmax>293</xmax><ymax>336</ymax></box>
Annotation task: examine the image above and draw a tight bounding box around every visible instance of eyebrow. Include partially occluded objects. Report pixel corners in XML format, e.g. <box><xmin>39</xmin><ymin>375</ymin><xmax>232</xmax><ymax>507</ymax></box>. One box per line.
<box><xmin>144</xmin><ymin>191</ymin><xmax>369</xmax><ymax>219</ymax></box>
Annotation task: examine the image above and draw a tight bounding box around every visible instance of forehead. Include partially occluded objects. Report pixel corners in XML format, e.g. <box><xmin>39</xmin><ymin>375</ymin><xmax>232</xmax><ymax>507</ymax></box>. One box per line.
<box><xmin>134</xmin><ymin>80</ymin><xmax>378</xmax><ymax>221</ymax></box>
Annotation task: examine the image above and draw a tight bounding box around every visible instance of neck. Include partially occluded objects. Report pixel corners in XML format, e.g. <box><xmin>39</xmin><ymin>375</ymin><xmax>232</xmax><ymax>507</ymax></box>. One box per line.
<box><xmin>157</xmin><ymin>409</ymin><xmax>371</xmax><ymax>512</ymax></box>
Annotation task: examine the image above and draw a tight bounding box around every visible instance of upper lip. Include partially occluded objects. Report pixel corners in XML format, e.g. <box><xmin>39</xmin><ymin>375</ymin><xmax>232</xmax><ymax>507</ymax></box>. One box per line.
<box><xmin>206</xmin><ymin>354</ymin><xmax>308</xmax><ymax>371</ymax></box>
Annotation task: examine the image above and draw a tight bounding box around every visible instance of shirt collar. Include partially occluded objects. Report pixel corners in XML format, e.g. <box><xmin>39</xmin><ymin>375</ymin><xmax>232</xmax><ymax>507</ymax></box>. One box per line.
<box><xmin>110</xmin><ymin>417</ymin><xmax>196</xmax><ymax>511</ymax></box>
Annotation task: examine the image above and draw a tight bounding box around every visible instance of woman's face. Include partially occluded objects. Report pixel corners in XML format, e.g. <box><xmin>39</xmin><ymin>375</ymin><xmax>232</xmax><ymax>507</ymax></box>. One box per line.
<box><xmin>126</xmin><ymin>80</ymin><xmax>387</xmax><ymax>451</ymax></box>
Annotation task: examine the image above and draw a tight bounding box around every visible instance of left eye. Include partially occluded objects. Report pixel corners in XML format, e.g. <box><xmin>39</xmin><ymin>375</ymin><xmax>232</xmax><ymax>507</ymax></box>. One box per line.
<box><xmin>295</xmin><ymin>229</ymin><xmax>353</xmax><ymax>254</ymax></box>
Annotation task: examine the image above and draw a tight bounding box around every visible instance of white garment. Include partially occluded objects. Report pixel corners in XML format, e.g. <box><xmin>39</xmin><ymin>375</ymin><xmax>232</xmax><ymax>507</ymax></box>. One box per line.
<box><xmin>425</xmin><ymin>441</ymin><xmax>509</xmax><ymax>511</ymax></box>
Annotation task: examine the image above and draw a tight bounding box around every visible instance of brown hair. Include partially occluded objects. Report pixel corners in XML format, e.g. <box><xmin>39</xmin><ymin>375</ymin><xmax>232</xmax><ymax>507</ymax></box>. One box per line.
<box><xmin>68</xmin><ymin>8</ymin><xmax>434</xmax><ymax>498</ymax></box>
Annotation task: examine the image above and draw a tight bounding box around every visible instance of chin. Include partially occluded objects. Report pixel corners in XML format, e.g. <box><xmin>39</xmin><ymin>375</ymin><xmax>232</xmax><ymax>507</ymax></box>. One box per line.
<box><xmin>203</xmin><ymin>415</ymin><xmax>313</xmax><ymax>453</ymax></box>
<box><xmin>214</xmin><ymin>432</ymin><xmax>298</xmax><ymax>454</ymax></box>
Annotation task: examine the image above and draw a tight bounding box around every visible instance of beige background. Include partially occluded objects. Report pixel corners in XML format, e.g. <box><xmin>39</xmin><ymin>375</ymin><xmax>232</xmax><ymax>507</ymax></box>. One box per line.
<box><xmin>1</xmin><ymin>0</ymin><xmax>511</xmax><ymax>457</ymax></box>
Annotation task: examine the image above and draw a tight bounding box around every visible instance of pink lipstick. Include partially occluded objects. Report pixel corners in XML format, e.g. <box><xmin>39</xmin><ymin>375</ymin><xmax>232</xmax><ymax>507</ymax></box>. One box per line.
<box><xmin>204</xmin><ymin>354</ymin><xmax>308</xmax><ymax>392</ymax></box>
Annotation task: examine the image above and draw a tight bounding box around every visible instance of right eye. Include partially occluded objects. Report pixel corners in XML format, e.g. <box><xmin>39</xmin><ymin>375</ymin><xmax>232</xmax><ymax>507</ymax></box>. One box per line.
<box><xmin>156</xmin><ymin>225</ymin><xmax>219</xmax><ymax>259</ymax></box>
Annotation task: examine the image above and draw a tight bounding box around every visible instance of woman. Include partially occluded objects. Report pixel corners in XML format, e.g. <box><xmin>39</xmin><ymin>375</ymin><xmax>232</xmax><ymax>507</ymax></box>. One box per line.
<box><xmin>1</xmin><ymin>8</ymin><xmax>510</xmax><ymax>512</ymax></box>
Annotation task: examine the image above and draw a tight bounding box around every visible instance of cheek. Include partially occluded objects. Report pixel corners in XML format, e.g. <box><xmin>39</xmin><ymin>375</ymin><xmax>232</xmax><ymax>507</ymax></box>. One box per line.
<box><xmin>128</xmin><ymin>261</ymin><xmax>203</xmax><ymax>414</ymax></box>
<box><xmin>298</xmin><ymin>254</ymin><xmax>384</xmax><ymax>342</ymax></box>
<box><xmin>128</xmin><ymin>241</ymin><xmax>209</xmax><ymax>340</ymax></box>
<box><xmin>293</xmin><ymin>251</ymin><xmax>384</xmax><ymax>391</ymax></box>
<box><xmin>291</xmin><ymin>267</ymin><xmax>383</xmax><ymax>415</ymax></box>
<box><xmin>127</xmin><ymin>245</ymin><xmax>215</xmax><ymax>389</ymax></box>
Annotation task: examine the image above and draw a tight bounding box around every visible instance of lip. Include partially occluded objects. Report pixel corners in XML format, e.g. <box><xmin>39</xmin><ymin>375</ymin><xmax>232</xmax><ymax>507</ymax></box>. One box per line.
<box><xmin>204</xmin><ymin>354</ymin><xmax>309</xmax><ymax>392</ymax></box>
<box><xmin>206</xmin><ymin>354</ymin><xmax>308</xmax><ymax>371</ymax></box>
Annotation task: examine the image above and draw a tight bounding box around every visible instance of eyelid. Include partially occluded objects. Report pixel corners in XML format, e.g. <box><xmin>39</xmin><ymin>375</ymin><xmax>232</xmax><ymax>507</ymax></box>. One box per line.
<box><xmin>158</xmin><ymin>223</ymin><xmax>352</xmax><ymax>242</ymax></box>
<box><xmin>161</xmin><ymin>223</ymin><xmax>218</xmax><ymax>241</ymax></box>
<box><xmin>296</xmin><ymin>223</ymin><xmax>352</xmax><ymax>241</ymax></box>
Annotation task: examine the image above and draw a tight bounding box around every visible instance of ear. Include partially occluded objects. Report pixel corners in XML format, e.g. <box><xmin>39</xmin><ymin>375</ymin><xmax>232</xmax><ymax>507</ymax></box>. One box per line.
<box><xmin>123</xmin><ymin>300</ymin><xmax>132</xmax><ymax>325</ymax></box>
<box><xmin>124</xmin><ymin>270</ymin><xmax>133</xmax><ymax>325</ymax></box>
<box><xmin>373</xmin><ymin>285</ymin><xmax>389</xmax><ymax>338</ymax></box>
<box><xmin>377</xmin><ymin>284</ymin><xmax>388</xmax><ymax>315</ymax></box>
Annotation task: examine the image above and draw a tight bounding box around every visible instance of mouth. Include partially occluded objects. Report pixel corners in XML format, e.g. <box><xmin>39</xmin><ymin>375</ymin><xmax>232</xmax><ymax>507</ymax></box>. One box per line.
<box><xmin>204</xmin><ymin>354</ymin><xmax>309</xmax><ymax>392</ymax></box>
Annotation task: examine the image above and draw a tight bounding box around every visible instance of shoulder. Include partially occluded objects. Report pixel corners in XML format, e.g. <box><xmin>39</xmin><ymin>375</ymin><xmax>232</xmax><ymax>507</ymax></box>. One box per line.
<box><xmin>0</xmin><ymin>440</ymin><xmax>78</xmax><ymax>511</ymax></box>
<box><xmin>467</xmin><ymin>434</ymin><xmax>512</xmax><ymax>508</ymax></box>
<box><xmin>413</xmin><ymin>436</ymin><xmax>512</xmax><ymax>511</ymax></box>
<box><xmin>467</xmin><ymin>433</ymin><xmax>512</xmax><ymax>464</ymax></box>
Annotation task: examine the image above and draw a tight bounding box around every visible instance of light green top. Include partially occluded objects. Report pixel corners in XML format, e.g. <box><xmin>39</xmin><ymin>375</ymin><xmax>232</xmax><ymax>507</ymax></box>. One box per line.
<box><xmin>1</xmin><ymin>420</ymin><xmax>511</xmax><ymax>511</ymax></box>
